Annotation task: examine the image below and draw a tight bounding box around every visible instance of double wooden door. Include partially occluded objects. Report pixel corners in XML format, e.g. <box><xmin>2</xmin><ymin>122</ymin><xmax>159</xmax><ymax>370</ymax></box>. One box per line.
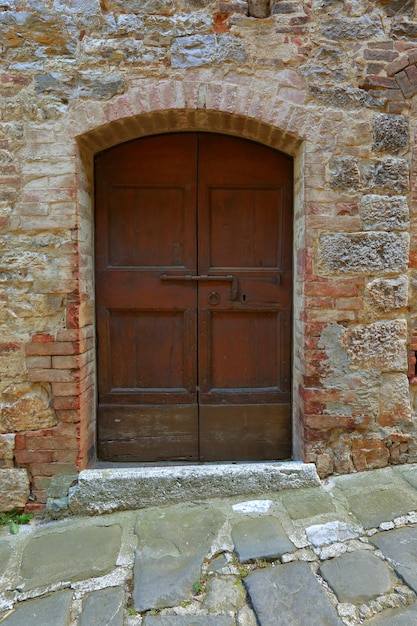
<box><xmin>95</xmin><ymin>133</ymin><xmax>293</xmax><ymax>462</ymax></box>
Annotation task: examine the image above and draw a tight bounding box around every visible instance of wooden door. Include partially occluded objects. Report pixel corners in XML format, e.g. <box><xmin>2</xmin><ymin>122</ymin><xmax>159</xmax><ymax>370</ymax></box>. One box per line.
<box><xmin>95</xmin><ymin>133</ymin><xmax>293</xmax><ymax>462</ymax></box>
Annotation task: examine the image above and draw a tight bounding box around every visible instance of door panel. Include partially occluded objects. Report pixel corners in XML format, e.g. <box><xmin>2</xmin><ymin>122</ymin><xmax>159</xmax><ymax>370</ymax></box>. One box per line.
<box><xmin>197</xmin><ymin>134</ymin><xmax>292</xmax><ymax>461</ymax></box>
<box><xmin>95</xmin><ymin>132</ymin><xmax>293</xmax><ymax>462</ymax></box>
<box><xmin>95</xmin><ymin>134</ymin><xmax>199</xmax><ymax>461</ymax></box>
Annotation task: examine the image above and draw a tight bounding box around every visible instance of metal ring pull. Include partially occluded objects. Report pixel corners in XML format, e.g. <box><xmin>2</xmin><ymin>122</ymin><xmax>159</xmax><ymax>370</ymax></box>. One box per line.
<box><xmin>208</xmin><ymin>291</ymin><xmax>220</xmax><ymax>305</ymax></box>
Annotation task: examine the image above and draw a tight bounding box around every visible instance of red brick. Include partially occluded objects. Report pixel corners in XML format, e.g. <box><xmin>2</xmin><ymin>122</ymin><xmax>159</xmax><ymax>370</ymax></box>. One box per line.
<box><xmin>15</xmin><ymin>449</ymin><xmax>54</xmax><ymax>464</ymax></box>
<box><xmin>305</xmin><ymin>280</ymin><xmax>359</xmax><ymax>298</ymax></box>
<box><xmin>55</xmin><ymin>410</ymin><xmax>80</xmax><ymax>423</ymax></box>
<box><xmin>395</xmin><ymin>70</ymin><xmax>417</xmax><ymax>98</ymax></box>
<box><xmin>28</xmin><ymin>368</ymin><xmax>78</xmax><ymax>383</ymax></box>
<box><xmin>52</xmin><ymin>449</ymin><xmax>78</xmax><ymax>463</ymax></box>
<box><xmin>25</xmin><ymin>341</ymin><xmax>79</xmax><ymax>356</ymax></box>
<box><xmin>368</xmin><ymin>42</ymin><xmax>395</xmax><ymax>50</ymax></box>
<box><xmin>14</xmin><ymin>433</ymin><xmax>27</xmax><ymax>450</ymax></box>
<box><xmin>28</xmin><ymin>463</ymin><xmax>77</xmax><ymax>477</ymax></box>
<box><xmin>52</xmin><ymin>381</ymin><xmax>79</xmax><ymax>396</ymax></box>
<box><xmin>27</xmin><ymin>436</ymin><xmax>78</xmax><ymax>451</ymax></box>
<box><xmin>336</xmin><ymin>297</ymin><xmax>363</xmax><ymax>310</ymax></box>
<box><xmin>56</xmin><ymin>329</ymin><xmax>79</xmax><ymax>342</ymax></box>
<box><xmin>53</xmin><ymin>396</ymin><xmax>80</xmax><ymax>410</ymax></box>
<box><xmin>362</xmin><ymin>74</ymin><xmax>398</xmax><ymax>89</ymax></box>
<box><xmin>387</xmin><ymin>101</ymin><xmax>408</xmax><ymax>113</ymax></box>
<box><xmin>0</xmin><ymin>342</ymin><xmax>20</xmax><ymax>354</ymax></box>
<box><xmin>51</xmin><ymin>355</ymin><xmax>79</xmax><ymax>369</ymax></box>
<box><xmin>25</xmin><ymin>503</ymin><xmax>46</xmax><ymax>513</ymax></box>
<box><xmin>364</xmin><ymin>49</ymin><xmax>398</xmax><ymax>61</ymax></box>
<box><xmin>385</xmin><ymin>54</ymin><xmax>410</xmax><ymax>76</ymax></box>
<box><xmin>367</xmin><ymin>88</ymin><xmax>404</xmax><ymax>100</ymax></box>
<box><xmin>305</xmin><ymin>415</ymin><xmax>356</xmax><ymax>429</ymax></box>
<box><xmin>406</xmin><ymin>63</ymin><xmax>417</xmax><ymax>85</ymax></box>
<box><xmin>31</xmin><ymin>333</ymin><xmax>54</xmax><ymax>343</ymax></box>
<box><xmin>26</xmin><ymin>355</ymin><xmax>51</xmax><ymax>369</ymax></box>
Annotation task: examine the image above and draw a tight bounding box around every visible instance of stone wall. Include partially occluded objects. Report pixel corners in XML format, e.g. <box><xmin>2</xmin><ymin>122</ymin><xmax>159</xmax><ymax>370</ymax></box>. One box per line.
<box><xmin>1</xmin><ymin>0</ymin><xmax>417</xmax><ymax>510</ymax></box>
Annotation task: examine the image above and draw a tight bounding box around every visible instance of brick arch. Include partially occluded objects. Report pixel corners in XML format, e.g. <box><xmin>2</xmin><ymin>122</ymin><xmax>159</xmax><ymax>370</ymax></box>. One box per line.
<box><xmin>76</xmin><ymin>108</ymin><xmax>303</xmax><ymax>185</ymax></box>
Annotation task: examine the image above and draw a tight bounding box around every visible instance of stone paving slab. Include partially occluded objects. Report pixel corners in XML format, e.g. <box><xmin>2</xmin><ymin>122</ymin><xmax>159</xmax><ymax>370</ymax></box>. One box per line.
<box><xmin>78</xmin><ymin>586</ymin><xmax>125</xmax><ymax>626</ymax></box>
<box><xmin>1</xmin><ymin>590</ymin><xmax>72</xmax><ymax>626</ymax></box>
<box><xmin>202</xmin><ymin>575</ymin><xmax>246</xmax><ymax>611</ymax></box>
<box><xmin>142</xmin><ymin>617</ymin><xmax>236</xmax><ymax>625</ymax></box>
<box><xmin>0</xmin><ymin>541</ymin><xmax>11</xmax><ymax>586</ymax></box>
<box><xmin>231</xmin><ymin>515</ymin><xmax>294</xmax><ymax>562</ymax></box>
<box><xmin>319</xmin><ymin>551</ymin><xmax>392</xmax><ymax>603</ymax></box>
<box><xmin>244</xmin><ymin>561</ymin><xmax>343</xmax><ymax>625</ymax></box>
<box><xmin>371</xmin><ymin>525</ymin><xmax>417</xmax><ymax>592</ymax></box>
<box><xmin>133</xmin><ymin>503</ymin><xmax>225</xmax><ymax>612</ymax></box>
<box><xmin>363</xmin><ymin>602</ymin><xmax>417</xmax><ymax>624</ymax></box>
<box><xmin>280</xmin><ymin>487</ymin><xmax>336</xmax><ymax>520</ymax></box>
<box><xmin>330</xmin><ymin>469</ymin><xmax>417</xmax><ymax>529</ymax></box>
<box><xmin>18</xmin><ymin>523</ymin><xmax>122</xmax><ymax>590</ymax></box>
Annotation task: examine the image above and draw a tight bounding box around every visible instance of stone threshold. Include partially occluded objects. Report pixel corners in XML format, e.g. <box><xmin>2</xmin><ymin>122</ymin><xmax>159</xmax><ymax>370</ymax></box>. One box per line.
<box><xmin>67</xmin><ymin>462</ymin><xmax>320</xmax><ymax>516</ymax></box>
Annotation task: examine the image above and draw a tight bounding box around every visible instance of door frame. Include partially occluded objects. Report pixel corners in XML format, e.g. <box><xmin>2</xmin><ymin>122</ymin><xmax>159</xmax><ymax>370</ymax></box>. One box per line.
<box><xmin>74</xmin><ymin>110</ymin><xmax>305</xmax><ymax>468</ymax></box>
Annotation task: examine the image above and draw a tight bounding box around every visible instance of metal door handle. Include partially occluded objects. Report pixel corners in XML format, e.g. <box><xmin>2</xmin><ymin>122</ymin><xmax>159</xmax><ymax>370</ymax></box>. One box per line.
<box><xmin>160</xmin><ymin>273</ymin><xmax>238</xmax><ymax>300</ymax></box>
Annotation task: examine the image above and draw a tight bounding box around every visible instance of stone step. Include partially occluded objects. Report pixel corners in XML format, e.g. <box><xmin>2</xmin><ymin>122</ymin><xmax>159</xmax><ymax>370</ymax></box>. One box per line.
<box><xmin>67</xmin><ymin>462</ymin><xmax>320</xmax><ymax>515</ymax></box>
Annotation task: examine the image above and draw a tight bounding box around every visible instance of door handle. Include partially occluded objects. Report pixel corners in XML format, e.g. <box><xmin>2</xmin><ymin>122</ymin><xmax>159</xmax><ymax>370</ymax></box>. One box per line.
<box><xmin>160</xmin><ymin>273</ymin><xmax>239</xmax><ymax>300</ymax></box>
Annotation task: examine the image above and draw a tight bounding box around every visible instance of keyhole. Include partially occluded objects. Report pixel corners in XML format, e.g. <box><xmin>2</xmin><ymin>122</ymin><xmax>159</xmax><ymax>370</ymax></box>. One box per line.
<box><xmin>242</xmin><ymin>294</ymin><xmax>247</xmax><ymax>303</ymax></box>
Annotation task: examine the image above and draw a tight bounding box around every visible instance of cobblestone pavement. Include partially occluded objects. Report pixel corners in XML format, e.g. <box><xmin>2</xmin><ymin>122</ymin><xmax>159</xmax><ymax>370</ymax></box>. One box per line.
<box><xmin>3</xmin><ymin>465</ymin><xmax>417</xmax><ymax>625</ymax></box>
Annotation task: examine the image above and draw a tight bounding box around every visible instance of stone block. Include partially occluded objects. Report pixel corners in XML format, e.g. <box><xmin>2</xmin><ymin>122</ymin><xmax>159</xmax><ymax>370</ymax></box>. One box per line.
<box><xmin>381</xmin><ymin>0</ymin><xmax>414</xmax><ymax>17</ymax></box>
<box><xmin>352</xmin><ymin>437</ymin><xmax>390</xmax><ymax>472</ymax></box>
<box><xmin>171</xmin><ymin>34</ymin><xmax>216</xmax><ymax>68</ymax></box>
<box><xmin>373</xmin><ymin>158</ymin><xmax>409</xmax><ymax>192</ymax></box>
<box><xmin>391</xmin><ymin>20</ymin><xmax>417</xmax><ymax>40</ymax></box>
<box><xmin>329</xmin><ymin>156</ymin><xmax>361</xmax><ymax>190</ymax></box>
<box><xmin>0</xmin><ymin>468</ymin><xmax>30</xmax><ymax>512</ymax></box>
<box><xmin>0</xmin><ymin>434</ymin><xmax>15</xmax><ymax>465</ymax></box>
<box><xmin>365</xmin><ymin>275</ymin><xmax>408</xmax><ymax>312</ymax></box>
<box><xmin>0</xmin><ymin>382</ymin><xmax>57</xmax><ymax>433</ymax></box>
<box><xmin>360</xmin><ymin>194</ymin><xmax>409</xmax><ymax>230</ymax></box>
<box><xmin>78</xmin><ymin>73</ymin><xmax>125</xmax><ymax>100</ymax></box>
<box><xmin>310</xmin><ymin>85</ymin><xmax>384</xmax><ymax>109</ymax></box>
<box><xmin>317</xmin><ymin>232</ymin><xmax>409</xmax><ymax>275</ymax></box>
<box><xmin>342</xmin><ymin>319</ymin><xmax>408</xmax><ymax>371</ymax></box>
<box><xmin>248</xmin><ymin>0</ymin><xmax>270</xmax><ymax>17</ymax></box>
<box><xmin>379</xmin><ymin>373</ymin><xmax>411</xmax><ymax>426</ymax></box>
<box><xmin>171</xmin><ymin>34</ymin><xmax>246</xmax><ymax>69</ymax></box>
<box><xmin>372</xmin><ymin>114</ymin><xmax>408</xmax><ymax>153</ymax></box>
<box><xmin>214</xmin><ymin>34</ymin><xmax>247</xmax><ymax>64</ymax></box>
<box><xmin>321</xmin><ymin>16</ymin><xmax>383</xmax><ymax>40</ymax></box>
